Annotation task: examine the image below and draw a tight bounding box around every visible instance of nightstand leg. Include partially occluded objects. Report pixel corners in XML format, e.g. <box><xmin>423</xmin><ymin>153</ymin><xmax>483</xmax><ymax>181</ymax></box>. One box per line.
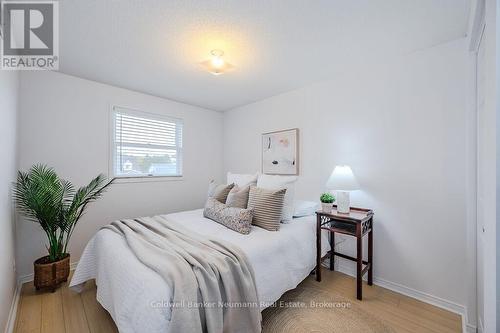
<box><xmin>316</xmin><ymin>214</ymin><xmax>321</xmax><ymax>282</ymax></box>
<box><xmin>368</xmin><ymin>220</ymin><xmax>373</xmax><ymax>286</ymax></box>
<box><xmin>329</xmin><ymin>231</ymin><xmax>335</xmax><ymax>271</ymax></box>
<box><xmin>356</xmin><ymin>224</ymin><xmax>362</xmax><ymax>300</ymax></box>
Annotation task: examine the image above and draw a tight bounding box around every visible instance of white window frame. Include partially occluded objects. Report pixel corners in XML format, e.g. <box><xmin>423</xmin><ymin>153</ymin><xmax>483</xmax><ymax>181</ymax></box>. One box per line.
<box><xmin>109</xmin><ymin>105</ymin><xmax>184</xmax><ymax>182</ymax></box>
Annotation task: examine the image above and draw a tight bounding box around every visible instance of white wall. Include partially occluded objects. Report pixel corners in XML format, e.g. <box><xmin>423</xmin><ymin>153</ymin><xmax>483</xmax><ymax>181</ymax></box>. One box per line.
<box><xmin>0</xmin><ymin>70</ymin><xmax>19</xmax><ymax>332</ymax></box>
<box><xmin>479</xmin><ymin>0</ymin><xmax>498</xmax><ymax>331</ymax></box>
<box><xmin>464</xmin><ymin>38</ymin><xmax>478</xmax><ymax>333</ymax></box>
<box><xmin>497</xmin><ymin>0</ymin><xmax>500</xmax><ymax>324</ymax></box>
<box><xmin>496</xmin><ymin>0</ymin><xmax>500</xmax><ymax>329</ymax></box>
<box><xmin>223</xmin><ymin>38</ymin><xmax>469</xmax><ymax>311</ymax></box>
<box><xmin>16</xmin><ymin>71</ymin><xmax>224</xmax><ymax>278</ymax></box>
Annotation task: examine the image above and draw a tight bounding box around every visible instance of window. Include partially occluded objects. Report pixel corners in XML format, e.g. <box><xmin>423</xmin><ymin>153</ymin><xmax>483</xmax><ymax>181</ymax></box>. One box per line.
<box><xmin>111</xmin><ymin>106</ymin><xmax>183</xmax><ymax>178</ymax></box>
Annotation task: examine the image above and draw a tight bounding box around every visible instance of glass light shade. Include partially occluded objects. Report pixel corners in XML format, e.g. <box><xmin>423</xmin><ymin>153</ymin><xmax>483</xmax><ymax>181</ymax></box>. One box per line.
<box><xmin>326</xmin><ymin>165</ymin><xmax>360</xmax><ymax>191</ymax></box>
<box><xmin>200</xmin><ymin>59</ymin><xmax>235</xmax><ymax>75</ymax></box>
<box><xmin>200</xmin><ymin>49</ymin><xmax>235</xmax><ymax>75</ymax></box>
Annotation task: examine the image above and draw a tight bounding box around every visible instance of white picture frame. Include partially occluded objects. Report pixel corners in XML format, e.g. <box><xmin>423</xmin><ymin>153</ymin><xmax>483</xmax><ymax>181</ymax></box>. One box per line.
<box><xmin>262</xmin><ymin>128</ymin><xmax>299</xmax><ymax>175</ymax></box>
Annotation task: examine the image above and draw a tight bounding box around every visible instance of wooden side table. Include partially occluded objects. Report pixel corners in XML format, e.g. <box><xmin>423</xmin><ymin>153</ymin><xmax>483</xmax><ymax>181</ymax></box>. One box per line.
<box><xmin>316</xmin><ymin>206</ymin><xmax>374</xmax><ymax>300</ymax></box>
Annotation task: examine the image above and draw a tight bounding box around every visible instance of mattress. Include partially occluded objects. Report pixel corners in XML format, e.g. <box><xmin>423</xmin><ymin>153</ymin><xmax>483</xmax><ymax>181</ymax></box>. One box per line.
<box><xmin>70</xmin><ymin>209</ymin><xmax>330</xmax><ymax>333</ymax></box>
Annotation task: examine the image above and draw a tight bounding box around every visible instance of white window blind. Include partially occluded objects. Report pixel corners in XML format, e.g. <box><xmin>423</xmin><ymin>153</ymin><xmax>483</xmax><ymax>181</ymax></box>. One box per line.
<box><xmin>111</xmin><ymin>107</ymin><xmax>183</xmax><ymax>178</ymax></box>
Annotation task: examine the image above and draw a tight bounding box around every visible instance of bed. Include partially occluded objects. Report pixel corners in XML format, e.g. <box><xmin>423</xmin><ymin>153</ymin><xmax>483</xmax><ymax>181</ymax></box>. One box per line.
<box><xmin>70</xmin><ymin>208</ymin><xmax>330</xmax><ymax>333</ymax></box>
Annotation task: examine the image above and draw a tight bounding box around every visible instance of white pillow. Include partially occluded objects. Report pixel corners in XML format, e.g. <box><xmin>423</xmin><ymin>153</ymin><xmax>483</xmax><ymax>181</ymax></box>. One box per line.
<box><xmin>227</xmin><ymin>172</ymin><xmax>258</xmax><ymax>187</ymax></box>
<box><xmin>293</xmin><ymin>200</ymin><xmax>320</xmax><ymax>217</ymax></box>
<box><xmin>257</xmin><ymin>174</ymin><xmax>298</xmax><ymax>222</ymax></box>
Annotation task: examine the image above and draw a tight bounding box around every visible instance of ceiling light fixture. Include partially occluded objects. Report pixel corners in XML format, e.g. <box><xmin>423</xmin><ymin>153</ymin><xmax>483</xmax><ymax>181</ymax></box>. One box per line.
<box><xmin>200</xmin><ymin>49</ymin><xmax>234</xmax><ymax>75</ymax></box>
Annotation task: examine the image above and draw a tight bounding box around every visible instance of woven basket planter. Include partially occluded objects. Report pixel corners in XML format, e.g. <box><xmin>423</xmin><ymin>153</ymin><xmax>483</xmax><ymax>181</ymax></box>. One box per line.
<box><xmin>33</xmin><ymin>254</ymin><xmax>70</xmax><ymax>291</ymax></box>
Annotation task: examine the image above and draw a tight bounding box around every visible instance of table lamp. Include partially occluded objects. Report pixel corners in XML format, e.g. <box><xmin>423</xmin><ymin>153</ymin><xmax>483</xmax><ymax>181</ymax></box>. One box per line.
<box><xmin>326</xmin><ymin>165</ymin><xmax>360</xmax><ymax>213</ymax></box>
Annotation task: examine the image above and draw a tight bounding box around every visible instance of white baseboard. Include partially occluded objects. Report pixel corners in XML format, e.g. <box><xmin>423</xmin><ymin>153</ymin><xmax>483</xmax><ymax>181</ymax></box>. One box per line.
<box><xmin>7</xmin><ymin>260</ymin><xmax>478</xmax><ymax>333</ymax></box>
<box><xmin>5</xmin><ymin>261</ymin><xmax>80</xmax><ymax>333</ymax></box>
<box><xmin>466</xmin><ymin>323</ymin><xmax>478</xmax><ymax>333</ymax></box>
<box><xmin>464</xmin><ymin>318</ymin><xmax>477</xmax><ymax>333</ymax></box>
<box><xmin>4</xmin><ymin>283</ymin><xmax>21</xmax><ymax>333</ymax></box>
<box><xmin>477</xmin><ymin>318</ymin><xmax>483</xmax><ymax>333</ymax></box>
<box><xmin>335</xmin><ymin>261</ymin><xmax>477</xmax><ymax>333</ymax></box>
<box><xmin>17</xmin><ymin>273</ymin><xmax>33</xmax><ymax>286</ymax></box>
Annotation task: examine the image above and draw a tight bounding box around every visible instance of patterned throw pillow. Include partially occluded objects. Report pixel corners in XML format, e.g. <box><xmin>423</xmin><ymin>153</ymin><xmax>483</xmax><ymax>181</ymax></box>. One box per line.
<box><xmin>203</xmin><ymin>198</ymin><xmax>254</xmax><ymax>235</ymax></box>
<box><xmin>247</xmin><ymin>186</ymin><xmax>287</xmax><ymax>231</ymax></box>
<box><xmin>226</xmin><ymin>185</ymin><xmax>251</xmax><ymax>209</ymax></box>
<box><xmin>207</xmin><ymin>180</ymin><xmax>234</xmax><ymax>203</ymax></box>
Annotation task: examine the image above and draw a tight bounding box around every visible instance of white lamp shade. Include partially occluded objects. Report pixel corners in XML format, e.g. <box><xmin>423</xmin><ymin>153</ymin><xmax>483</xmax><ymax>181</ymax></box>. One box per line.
<box><xmin>326</xmin><ymin>165</ymin><xmax>360</xmax><ymax>191</ymax></box>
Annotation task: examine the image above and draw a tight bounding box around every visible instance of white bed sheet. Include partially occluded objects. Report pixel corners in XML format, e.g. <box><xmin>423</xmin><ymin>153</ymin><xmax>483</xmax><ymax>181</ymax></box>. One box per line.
<box><xmin>70</xmin><ymin>209</ymin><xmax>330</xmax><ymax>333</ymax></box>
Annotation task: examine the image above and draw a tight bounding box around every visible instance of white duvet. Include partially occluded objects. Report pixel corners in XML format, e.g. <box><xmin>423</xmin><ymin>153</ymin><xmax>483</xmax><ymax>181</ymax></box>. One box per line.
<box><xmin>70</xmin><ymin>209</ymin><xmax>330</xmax><ymax>333</ymax></box>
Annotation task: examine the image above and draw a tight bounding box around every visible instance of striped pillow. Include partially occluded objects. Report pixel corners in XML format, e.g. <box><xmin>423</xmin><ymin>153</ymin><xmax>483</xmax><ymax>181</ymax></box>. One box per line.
<box><xmin>247</xmin><ymin>186</ymin><xmax>287</xmax><ymax>231</ymax></box>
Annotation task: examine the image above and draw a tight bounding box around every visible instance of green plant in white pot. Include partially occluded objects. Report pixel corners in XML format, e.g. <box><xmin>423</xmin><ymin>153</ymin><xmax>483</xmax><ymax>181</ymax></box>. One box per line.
<box><xmin>13</xmin><ymin>164</ymin><xmax>114</xmax><ymax>291</ymax></box>
<box><xmin>320</xmin><ymin>192</ymin><xmax>335</xmax><ymax>213</ymax></box>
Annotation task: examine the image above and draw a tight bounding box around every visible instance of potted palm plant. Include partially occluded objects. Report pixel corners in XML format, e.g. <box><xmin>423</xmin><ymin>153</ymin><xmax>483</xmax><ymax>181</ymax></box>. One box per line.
<box><xmin>13</xmin><ymin>164</ymin><xmax>114</xmax><ymax>291</ymax></box>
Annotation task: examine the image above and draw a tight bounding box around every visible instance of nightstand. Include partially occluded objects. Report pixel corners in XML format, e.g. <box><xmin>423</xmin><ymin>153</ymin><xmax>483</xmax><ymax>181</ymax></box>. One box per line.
<box><xmin>316</xmin><ymin>206</ymin><xmax>374</xmax><ymax>300</ymax></box>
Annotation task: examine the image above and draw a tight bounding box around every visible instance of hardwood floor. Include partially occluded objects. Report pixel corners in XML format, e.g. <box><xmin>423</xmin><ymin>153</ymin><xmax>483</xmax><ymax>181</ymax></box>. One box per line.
<box><xmin>14</xmin><ymin>269</ymin><xmax>462</xmax><ymax>333</ymax></box>
<box><xmin>15</xmin><ymin>274</ymin><xmax>117</xmax><ymax>333</ymax></box>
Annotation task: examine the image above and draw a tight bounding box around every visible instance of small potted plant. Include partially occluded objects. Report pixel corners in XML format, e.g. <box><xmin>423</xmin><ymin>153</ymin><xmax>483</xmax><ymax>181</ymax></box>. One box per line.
<box><xmin>320</xmin><ymin>192</ymin><xmax>335</xmax><ymax>212</ymax></box>
<box><xmin>13</xmin><ymin>164</ymin><xmax>114</xmax><ymax>291</ymax></box>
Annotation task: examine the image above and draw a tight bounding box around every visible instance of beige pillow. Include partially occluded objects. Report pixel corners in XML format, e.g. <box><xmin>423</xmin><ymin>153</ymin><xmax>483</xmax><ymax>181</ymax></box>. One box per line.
<box><xmin>226</xmin><ymin>185</ymin><xmax>251</xmax><ymax>209</ymax></box>
<box><xmin>207</xmin><ymin>181</ymin><xmax>234</xmax><ymax>203</ymax></box>
<box><xmin>247</xmin><ymin>186</ymin><xmax>287</xmax><ymax>231</ymax></box>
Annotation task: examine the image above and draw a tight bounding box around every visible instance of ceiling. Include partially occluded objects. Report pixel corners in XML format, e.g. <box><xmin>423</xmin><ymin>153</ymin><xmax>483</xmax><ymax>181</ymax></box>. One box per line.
<box><xmin>59</xmin><ymin>0</ymin><xmax>471</xmax><ymax>111</ymax></box>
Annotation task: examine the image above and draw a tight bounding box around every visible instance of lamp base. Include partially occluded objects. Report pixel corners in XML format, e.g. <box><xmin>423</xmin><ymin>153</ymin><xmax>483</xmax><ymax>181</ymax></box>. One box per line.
<box><xmin>336</xmin><ymin>191</ymin><xmax>350</xmax><ymax>213</ymax></box>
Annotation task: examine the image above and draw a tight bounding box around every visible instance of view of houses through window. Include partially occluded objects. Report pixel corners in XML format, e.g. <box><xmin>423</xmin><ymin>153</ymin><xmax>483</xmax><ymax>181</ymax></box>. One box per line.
<box><xmin>112</xmin><ymin>107</ymin><xmax>183</xmax><ymax>178</ymax></box>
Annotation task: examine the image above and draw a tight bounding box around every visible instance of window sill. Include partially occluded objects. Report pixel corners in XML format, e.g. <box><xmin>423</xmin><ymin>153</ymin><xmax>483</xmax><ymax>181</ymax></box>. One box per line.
<box><xmin>113</xmin><ymin>175</ymin><xmax>184</xmax><ymax>184</ymax></box>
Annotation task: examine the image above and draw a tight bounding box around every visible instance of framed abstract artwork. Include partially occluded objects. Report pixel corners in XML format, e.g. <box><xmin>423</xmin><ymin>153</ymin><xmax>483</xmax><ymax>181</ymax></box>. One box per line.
<box><xmin>262</xmin><ymin>128</ymin><xmax>299</xmax><ymax>175</ymax></box>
